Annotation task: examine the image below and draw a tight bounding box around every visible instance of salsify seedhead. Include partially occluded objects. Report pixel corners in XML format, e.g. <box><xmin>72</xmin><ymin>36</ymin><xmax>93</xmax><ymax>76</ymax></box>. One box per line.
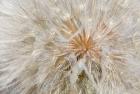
<box><xmin>0</xmin><ymin>0</ymin><xmax>140</xmax><ymax>94</ymax></box>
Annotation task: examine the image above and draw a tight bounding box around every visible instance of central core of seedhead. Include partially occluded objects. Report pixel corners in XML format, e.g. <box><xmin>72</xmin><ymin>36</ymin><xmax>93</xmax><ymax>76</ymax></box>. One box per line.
<box><xmin>69</xmin><ymin>31</ymin><xmax>101</xmax><ymax>61</ymax></box>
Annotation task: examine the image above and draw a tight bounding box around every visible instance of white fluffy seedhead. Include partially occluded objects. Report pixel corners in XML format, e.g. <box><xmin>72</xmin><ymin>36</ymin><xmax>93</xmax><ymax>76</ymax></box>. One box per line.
<box><xmin>0</xmin><ymin>0</ymin><xmax>140</xmax><ymax>94</ymax></box>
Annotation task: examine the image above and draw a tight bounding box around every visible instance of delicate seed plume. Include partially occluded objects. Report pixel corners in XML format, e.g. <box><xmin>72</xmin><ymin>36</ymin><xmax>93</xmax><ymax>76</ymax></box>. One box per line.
<box><xmin>0</xmin><ymin>0</ymin><xmax>140</xmax><ymax>94</ymax></box>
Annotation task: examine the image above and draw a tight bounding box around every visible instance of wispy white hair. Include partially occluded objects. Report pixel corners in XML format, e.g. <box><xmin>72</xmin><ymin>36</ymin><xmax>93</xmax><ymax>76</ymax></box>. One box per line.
<box><xmin>0</xmin><ymin>0</ymin><xmax>140</xmax><ymax>94</ymax></box>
